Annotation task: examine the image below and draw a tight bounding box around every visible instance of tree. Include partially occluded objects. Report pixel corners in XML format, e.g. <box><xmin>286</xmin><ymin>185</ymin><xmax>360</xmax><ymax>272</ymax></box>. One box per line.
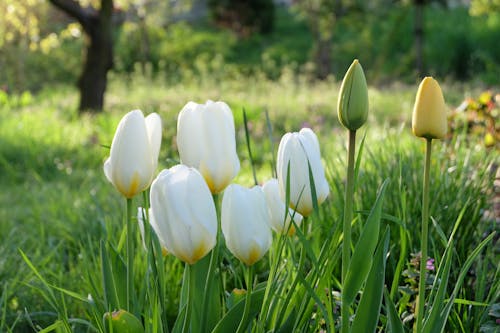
<box><xmin>208</xmin><ymin>0</ymin><xmax>275</xmax><ymax>37</ymax></box>
<box><xmin>48</xmin><ymin>0</ymin><xmax>116</xmax><ymax>112</ymax></box>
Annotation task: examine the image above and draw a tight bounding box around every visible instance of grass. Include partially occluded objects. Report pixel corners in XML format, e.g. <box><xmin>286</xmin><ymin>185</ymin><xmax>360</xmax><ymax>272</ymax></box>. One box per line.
<box><xmin>0</xmin><ymin>73</ymin><xmax>498</xmax><ymax>332</ymax></box>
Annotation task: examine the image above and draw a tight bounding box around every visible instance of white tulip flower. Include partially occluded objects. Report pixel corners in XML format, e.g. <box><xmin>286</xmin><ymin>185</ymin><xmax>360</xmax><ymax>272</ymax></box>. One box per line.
<box><xmin>177</xmin><ymin>100</ymin><xmax>240</xmax><ymax>194</ymax></box>
<box><xmin>222</xmin><ymin>184</ymin><xmax>272</xmax><ymax>266</ymax></box>
<box><xmin>262</xmin><ymin>178</ymin><xmax>303</xmax><ymax>235</ymax></box>
<box><xmin>149</xmin><ymin>165</ymin><xmax>217</xmax><ymax>265</ymax></box>
<box><xmin>104</xmin><ymin>110</ymin><xmax>162</xmax><ymax>198</ymax></box>
<box><xmin>277</xmin><ymin>128</ymin><xmax>329</xmax><ymax>216</ymax></box>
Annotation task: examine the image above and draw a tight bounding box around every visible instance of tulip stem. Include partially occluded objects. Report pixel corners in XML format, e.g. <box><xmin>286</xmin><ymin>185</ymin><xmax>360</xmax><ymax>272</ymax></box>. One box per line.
<box><xmin>200</xmin><ymin>194</ymin><xmax>221</xmax><ymax>331</ymax></box>
<box><xmin>237</xmin><ymin>265</ymin><xmax>254</xmax><ymax>333</ymax></box>
<box><xmin>182</xmin><ymin>263</ymin><xmax>194</xmax><ymax>333</ymax></box>
<box><xmin>341</xmin><ymin>129</ymin><xmax>356</xmax><ymax>333</ymax></box>
<box><xmin>126</xmin><ymin>197</ymin><xmax>134</xmax><ymax>311</ymax></box>
<box><xmin>416</xmin><ymin>138</ymin><xmax>432</xmax><ymax>333</ymax></box>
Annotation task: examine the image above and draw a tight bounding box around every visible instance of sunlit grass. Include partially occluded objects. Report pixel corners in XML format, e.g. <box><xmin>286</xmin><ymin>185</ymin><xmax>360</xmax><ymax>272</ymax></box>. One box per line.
<box><xmin>0</xmin><ymin>74</ymin><xmax>497</xmax><ymax>332</ymax></box>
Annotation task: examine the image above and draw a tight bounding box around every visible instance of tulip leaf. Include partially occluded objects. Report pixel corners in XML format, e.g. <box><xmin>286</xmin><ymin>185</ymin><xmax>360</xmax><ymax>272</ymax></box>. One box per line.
<box><xmin>351</xmin><ymin>227</ymin><xmax>390</xmax><ymax>333</ymax></box>
<box><xmin>100</xmin><ymin>240</ymin><xmax>127</xmax><ymax>310</ymax></box>
<box><xmin>178</xmin><ymin>254</ymin><xmax>221</xmax><ymax>333</ymax></box>
<box><xmin>384</xmin><ymin>288</ymin><xmax>405</xmax><ymax>333</ymax></box>
<box><xmin>211</xmin><ymin>285</ymin><xmax>265</xmax><ymax>333</ymax></box>
<box><xmin>353</xmin><ymin>130</ymin><xmax>367</xmax><ymax>190</ymax></box>
<box><xmin>171</xmin><ymin>304</ymin><xmax>187</xmax><ymax>333</ymax></box>
<box><xmin>307</xmin><ymin>159</ymin><xmax>319</xmax><ymax>214</ymax></box>
<box><xmin>343</xmin><ymin>179</ymin><xmax>389</xmax><ymax>306</ymax></box>
<box><xmin>264</xmin><ymin>108</ymin><xmax>277</xmax><ymax>178</ymax></box>
<box><xmin>242</xmin><ymin>107</ymin><xmax>258</xmax><ymax>186</ymax></box>
<box><xmin>423</xmin><ymin>232</ymin><xmax>495</xmax><ymax>333</ymax></box>
<box><xmin>275</xmin><ymin>308</ymin><xmax>297</xmax><ymax>333</ymax></box>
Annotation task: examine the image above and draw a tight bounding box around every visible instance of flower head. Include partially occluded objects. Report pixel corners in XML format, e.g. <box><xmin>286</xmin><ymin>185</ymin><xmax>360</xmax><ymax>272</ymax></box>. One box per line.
<box><xmin>337</xmin><ymin>59</ymin><xmax>369</xmax><ymax>131</ymax></box>
<box><xmin>277</xmin><ymin>128</ymin><xmax>329</xmax><ymax>216</ymax></box>
<box><xmin>177</xmin><ymin>100</ymin><xmax>240</xmax><ymax>193</ymax></box>
<box><xmin>412</xmin><ymin>77</ymin><xmax>447</xmax><ymax>139</ymax></box>
<box><xmin>150</xmin><ymin>165</ymin><xmax>217</xmax><ymax>265</ymax></box>
<box><xmin>222</xmin><ymin>184</ymin><xmax>272</xmax><ymax>266</ymax></box>
<box><xmin>104</xmin><ymin>110</ymin><xmax>162</xmax><ymax>198</ymax></box>
<box><xmin>262</xmin><ymin>178</ymin><xmax>303</xmax><ymax>235</ymax></box>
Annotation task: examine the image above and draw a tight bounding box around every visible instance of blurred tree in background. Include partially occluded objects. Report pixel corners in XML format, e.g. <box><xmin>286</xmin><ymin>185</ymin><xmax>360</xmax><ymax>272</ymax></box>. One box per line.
<box><xmin>48</xmin><ymin>0</ymin><xmax>117</xmax><ymax>112</ymax></box>
<box><xmin>208</xmin><ymin>0</ymin><xmax>275</xmax><ymax>36</ymax></box>
<box><xmin>1</xmin><ymin>0</ymin><xmax>499</xmax><ymax>112</ymax></box>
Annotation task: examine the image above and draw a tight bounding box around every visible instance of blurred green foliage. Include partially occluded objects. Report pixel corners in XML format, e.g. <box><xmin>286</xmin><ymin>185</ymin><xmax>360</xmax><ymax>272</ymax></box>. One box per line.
<box><xmin>1</xmin><ymin>3</ymin><xmax>499</xmax><ymax>93</ymax></box>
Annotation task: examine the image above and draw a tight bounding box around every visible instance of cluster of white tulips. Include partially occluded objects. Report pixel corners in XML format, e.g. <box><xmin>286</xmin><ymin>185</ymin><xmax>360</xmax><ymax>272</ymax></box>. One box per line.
<box><xmin>101</xmin><ymin>59</ymin><xmax>456</xmax><ymax>333</ymax></box>
<box><xmin>104</xmin><ymin>100</ymin><xmax>329</xmax><ymax>269</ymax></box>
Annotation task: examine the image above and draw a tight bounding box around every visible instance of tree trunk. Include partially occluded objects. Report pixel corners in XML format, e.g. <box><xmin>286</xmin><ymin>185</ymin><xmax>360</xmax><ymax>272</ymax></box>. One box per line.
<box><xmin>414</xmin><ymin>0</ymin><xmax>425</xmax><ymax>78</ymax></box>
<box><xmin>314</xmin><ymin>36</ymin><xmax>332</xmax><ymax>80</ymax></box>
<box><xmin>79</xmin><ymin>9</ymin><xmax>113</xmax><ymax>112</ymax></box>
<box><xmin>48</xmin><ymin>0</ymin><xmax>114</xmax><ymax>113</ymax></box>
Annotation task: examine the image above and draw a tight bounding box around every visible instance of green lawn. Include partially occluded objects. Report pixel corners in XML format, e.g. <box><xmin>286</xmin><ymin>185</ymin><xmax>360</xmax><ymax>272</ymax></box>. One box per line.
<box><xmin>0</xmin><ymin>75</ymin><xmax>498</xmax><ymax>332</ymax></box>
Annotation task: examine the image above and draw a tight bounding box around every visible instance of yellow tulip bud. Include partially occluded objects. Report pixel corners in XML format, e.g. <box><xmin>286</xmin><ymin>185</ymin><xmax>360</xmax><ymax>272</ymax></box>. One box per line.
<box><xmin>103</xmin><ymin>310</ymin><xmax>144</xmax><ymax>333</ymax></box>
<box><xmin>412</xmin><ymin>77</ymin><xmax>448</xmax><ymax>139</ymax></box>
<box><xmin>337</xmin><ymin>59</ymin><xmax>369</xmax><ymax>131</ymax></box>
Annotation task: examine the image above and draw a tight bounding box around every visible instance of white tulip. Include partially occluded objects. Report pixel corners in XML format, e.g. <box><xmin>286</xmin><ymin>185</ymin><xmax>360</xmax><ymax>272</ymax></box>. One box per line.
<box><xmin>137</xmin><ymin>207</ymin><xmax>168</xmax><ymax>256</ymax></box>
<box><xmin>104</xmin><ymin>110</ymin><xmax>162</xmax><ymax>198</ymax></box>
<box><xmin>177</xmin><ymin>100</ymin><xmax>240</xmax><ymax>194</ymax></box>
<box><xmin>277</xmin><ymin>128</ymin><xmax>329</xmax><ymax>216</ymax></box>
<box><xmin>222</xmin><ymin>184</ymin><xmax>272</xmax><ymax>266</ymax></box>
<box><xmin>149</xmin><ymin>165</ymin><xmax>217</xmax><ymax>265</ymax></box>
<box><xmin>262</xmin><ymin>178</ymin><xmax>303</xmax><ymax>235</ymax></box>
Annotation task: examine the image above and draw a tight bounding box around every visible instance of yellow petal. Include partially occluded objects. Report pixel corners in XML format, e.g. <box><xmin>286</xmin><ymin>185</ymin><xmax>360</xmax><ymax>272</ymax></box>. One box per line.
<box><xmin>412</xmin><ymin>77</ymin><xmax>448</xmax><ymax>139</ymax></box>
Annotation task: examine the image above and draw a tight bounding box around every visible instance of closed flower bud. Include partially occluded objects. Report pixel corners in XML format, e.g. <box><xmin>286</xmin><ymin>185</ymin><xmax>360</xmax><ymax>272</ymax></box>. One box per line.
<box><xmin>262</xmin><ymin>178</ymin><xmax>303</xmax><ymax>235</ymax></box>
<box><xmin>412</xmin><ymin>77</ymin><xmax>448</xmax><ymax>139</ymax></box>
<box><xmin>337</xmin><ymin>59</ymin><xmax>369</xmax><ymax>131</ymax></box>
<box><xmin>222</xmin><ymin>184</ymin><xmax>272</xmax><ymax>266</ymax></box>
<box><xmin>150</xmin><ymin>165</ymin><xmax>217</xmax><ymax>265</ymax></box>
<box><xmin>103</xmin><ymin>310</ymin><xmax>144</xmax><ymax>333</ymax></box>
<box><xmin>104</xmin><ymin>110</ymin><xmax>162</xmax><ymax>198</ymax></box>
<box><xmin>177</xmin><ymin>100</ymin><xmax>240</xmax><ymax>194</ymax></box>
<box><xmin>277</xmin><ymin>128</ymin><xmax>329</xmax><ymax>217</ymax></box>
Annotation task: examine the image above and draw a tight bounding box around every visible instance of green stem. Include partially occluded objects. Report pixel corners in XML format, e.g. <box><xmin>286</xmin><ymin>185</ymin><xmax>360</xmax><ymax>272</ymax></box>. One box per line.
<box><xmin>275</xmin><ymin>223</ymin><xmax>307</xmax><ymax>328</ymax></box>
<box><xmin>182</xmin><ymin>263</ymin><xmax>194</xmax><ymax>333</ymax></box>
<box><xmin>341</xmin><ymin>129</ymin><xmax>356</xmax><ymax>333</ymax></box>
<box><xmin>126</xmin><ymin>197</ymin><xmax>134</xmax><ymax>311</ymax></box>
<box><xmin>416</xmin><ymin>138</ymin><xmax>432</xmax><ymax>333</ymax></box>
<box><xmin>200</xmin><ymin>194</ymin><xmax>221</xmax><ymax>331</ymax></box>
<box><xmin>237</xmin><ymin>265</ymin><xmax>254</xmax><ymax>333</ymax></box>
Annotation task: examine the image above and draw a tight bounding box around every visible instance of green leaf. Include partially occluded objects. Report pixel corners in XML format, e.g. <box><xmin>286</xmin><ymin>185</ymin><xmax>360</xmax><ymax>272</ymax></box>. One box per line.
<box><xmin>100</xmin><ymin>240</ymin><xmax>127</xmax><ymax>310</ymax></box>
<box><xmin>384</xmin><ymin>288</ymin><xmax>405</xmax><ymax>333</ymax></box>
<box><xmin>343</xmin><ymin>179</ymin><xmax>389</xmax><ymax>306</ymax></box>
<box><xmin>211</xmin><ymin>285</ymin><xmax>265</xmax><ymax>333</ymax></box>
<box><xmin>351</xmin><ymin>227</ymin><xmax>390</xmax><ymax>333</ymax></box>
<box><xmin>275</xmin><ymin>308</ymin><xmax>297</xmax><ymax>333</ymax></box>
<box><xmin>242</xmin><ymin>107</ymin><xmax>258</xmax><ymax>186</ymax></box>
<box><xmin>423</xmin><ymin>232</ymin><xmax>495</xmax><ymax>333</ymax></box>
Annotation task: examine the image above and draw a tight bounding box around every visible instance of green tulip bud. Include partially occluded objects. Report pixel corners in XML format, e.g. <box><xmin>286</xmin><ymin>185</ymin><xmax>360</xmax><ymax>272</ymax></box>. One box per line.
<box><xmin>337</xmin><ymin>59</ymin><xmax>369</xmax><ymax>131</ymax></box>
<box><xmin>103</xmin><ymin>310</ymin><xmax>144</xmax><ymax>333</ymax></box>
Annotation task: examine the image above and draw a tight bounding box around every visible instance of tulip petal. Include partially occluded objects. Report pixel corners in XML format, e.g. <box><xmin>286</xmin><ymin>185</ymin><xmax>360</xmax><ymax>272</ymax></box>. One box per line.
<box><xmin>277</xmin><ymin>128</ymin><xmax>329</xmax><ymax>216</ymax></box>
<box><xmin>222</xmin><ymin>184</ymin><xmax>272</xmax><ymax>266</ymax></box>
<box><xmin>103</xmin><ymin>157</ymin><xmax>113</xmax><ymax>183</ymax></box>
<box><xmin>107</xmin><ymin>110</ymin><xmax>156</xmax><ymax>198</ymax></box>
<box><xmin>150</xmin><ymin>165</ymin><xmax>217</xmax><ymax>265</ymax></box>
<box><xmin>145</xmin><ymin>112</ymin><xmax>162</xmax><ymax>169</ymax></box>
